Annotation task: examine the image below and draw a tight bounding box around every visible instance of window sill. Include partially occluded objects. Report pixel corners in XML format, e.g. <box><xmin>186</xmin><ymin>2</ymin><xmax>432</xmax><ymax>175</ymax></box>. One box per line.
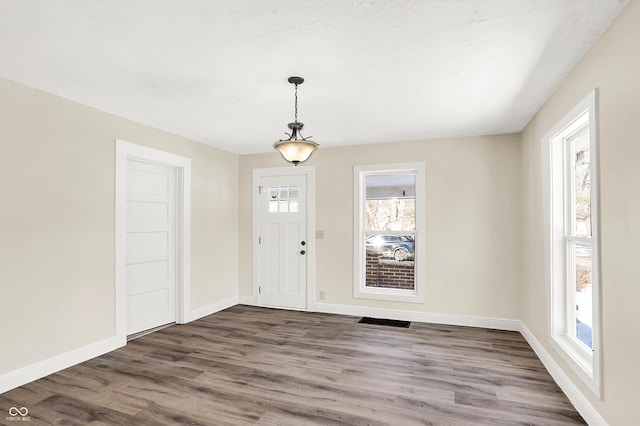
<box><xmin>354</xmin><ymin>286</ymin><xmax>424</xmax><ymax>304</ymax></box>
<box><xmin>549</xmin><ymin>334</ymin><xmax>601</xmax><ymax>398</ymax></box>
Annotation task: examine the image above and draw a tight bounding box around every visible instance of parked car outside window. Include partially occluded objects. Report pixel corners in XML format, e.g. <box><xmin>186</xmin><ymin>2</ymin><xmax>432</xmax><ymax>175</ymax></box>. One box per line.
<box><xmin>366</xmin><ymin>235</ymin><xmax>415</xmax><ymax>261</ymax></box>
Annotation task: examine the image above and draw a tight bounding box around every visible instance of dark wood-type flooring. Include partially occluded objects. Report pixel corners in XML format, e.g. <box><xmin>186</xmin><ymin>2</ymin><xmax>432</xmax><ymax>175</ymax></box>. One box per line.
<box><xmin>1</xmin><ymin>305</ymin><xmax>585</xmax><ymax>425</ymax></box>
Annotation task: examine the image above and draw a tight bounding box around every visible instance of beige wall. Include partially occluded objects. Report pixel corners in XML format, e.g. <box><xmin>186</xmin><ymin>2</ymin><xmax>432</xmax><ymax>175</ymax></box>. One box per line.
<box><xmin>240</xmin><ymin>134</ymin><xmax>522</xmax><ymax>319</ymax></box>
<box><xmin>0</xmin><ymin>77</ymin><xmax>239</xmax><ymax>375</ymax></box>
<box><xmin>520</xmin><ymin>0</ymin><xmax>640</xmax><ymax>423</ymax></box>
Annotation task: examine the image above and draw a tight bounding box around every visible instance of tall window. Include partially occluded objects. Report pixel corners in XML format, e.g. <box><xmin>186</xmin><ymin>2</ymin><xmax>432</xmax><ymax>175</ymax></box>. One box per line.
<box><xmin>566</xmin><ymin>126</ymin><xmax>593</xmax><ymax>349</ymax></box>
<box><xmin>354</xmin><ymin>163</ymin><xmax>425</xmax><ymax>303</ymax></box>
<box><xmin>543</xmin><ymin>90</ymin><xmax>601</xmax><ymax>397</ymax></box>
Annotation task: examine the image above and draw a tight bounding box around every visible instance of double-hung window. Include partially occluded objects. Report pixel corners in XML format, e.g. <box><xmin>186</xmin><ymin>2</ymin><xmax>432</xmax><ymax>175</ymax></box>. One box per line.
<box><xmin>354</xmin><ymin>163</ymin><xmax>425</xmax><ymax>303</ymax></box>
<box><xmin>543</xmin><ymin>90</ymin><xmax>601</xmax><ymax>396</ymax></box>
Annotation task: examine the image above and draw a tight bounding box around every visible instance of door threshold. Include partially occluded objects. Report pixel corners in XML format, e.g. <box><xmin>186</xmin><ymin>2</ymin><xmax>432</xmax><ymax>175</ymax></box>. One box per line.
<box><xmin>127</xmin><ymin>322</ymin><xmax>175</xmax><ymax>341</ymax></box>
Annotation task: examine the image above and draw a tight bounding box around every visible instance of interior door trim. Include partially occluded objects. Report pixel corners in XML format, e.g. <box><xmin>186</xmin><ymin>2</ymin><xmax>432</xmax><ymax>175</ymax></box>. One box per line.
<box><xmin>252</xmin><ymin>166</ymin><xmax>316</xmax><ymax>311</ymax></box>
<box><xmin>115</xmin><ymin>139</ymin><xmax>192</xmax><ymax>346</ymax></box>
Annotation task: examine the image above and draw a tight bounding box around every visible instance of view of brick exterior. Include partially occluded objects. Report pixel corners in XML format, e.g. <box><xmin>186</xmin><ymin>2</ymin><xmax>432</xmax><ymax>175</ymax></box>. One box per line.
<box><xmin>365</xmin><ymin>251</ymin><xmax>415</xmax><ymax>290</ymax></box>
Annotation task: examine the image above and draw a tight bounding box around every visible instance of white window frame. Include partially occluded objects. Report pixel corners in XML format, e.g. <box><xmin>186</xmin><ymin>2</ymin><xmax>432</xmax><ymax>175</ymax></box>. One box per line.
<box><xmin>353</xmin><ymin>162</ymin><xmax>426</xmax><ymax>303</ymax></box>
<box><xmin>542</xmin><ymin>90</ymin><xmax>601</xmax><ymax>397</ymax></box>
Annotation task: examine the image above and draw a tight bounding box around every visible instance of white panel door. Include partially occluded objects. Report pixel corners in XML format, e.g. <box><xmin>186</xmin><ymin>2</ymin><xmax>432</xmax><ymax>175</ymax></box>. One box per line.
<box><xmin>126</xmin><ymin>159</ymin><xmax>176</xmax><ymax>335</ymax></box>
<box><xmin>259</xmin><ymin>174</ymin><xmax>307</xmax><ymax>309</ymax></box>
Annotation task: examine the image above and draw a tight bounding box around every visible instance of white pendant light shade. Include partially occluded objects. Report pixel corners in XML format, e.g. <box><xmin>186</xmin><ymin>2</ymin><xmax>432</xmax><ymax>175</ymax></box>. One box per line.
<box><xmin>274</xmin><ymin>139</ymin><xmax>319</xmax><ymax>165</ymax></box>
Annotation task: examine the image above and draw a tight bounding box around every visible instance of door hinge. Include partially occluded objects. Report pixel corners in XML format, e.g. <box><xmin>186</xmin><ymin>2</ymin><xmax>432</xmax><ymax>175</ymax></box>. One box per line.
<box><xmin>258</xmin><ymin>286</ymin><xmax>261</xmax><ymax>294</ymax></box>
<box><xmin>258</xmin><ymin>236</ymin><xmax>261</xmax><ymax>244</ymax></box>
<box><xmin>258</xmin><ymin>185</ymin><xmax>263</xmax><ymax>195</ymax></box>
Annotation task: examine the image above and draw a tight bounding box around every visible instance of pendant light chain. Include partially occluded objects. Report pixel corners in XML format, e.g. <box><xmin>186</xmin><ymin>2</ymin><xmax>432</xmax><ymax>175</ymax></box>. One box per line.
<box><xmin>294</xmin><ymin>83</ymin><xmax>299</xmax><ymax>123</ymax></box>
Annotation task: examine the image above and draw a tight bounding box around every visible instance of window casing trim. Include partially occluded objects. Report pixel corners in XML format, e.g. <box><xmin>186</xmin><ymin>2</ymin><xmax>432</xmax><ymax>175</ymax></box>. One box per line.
<box><xmin>542</xmin><ymin>89</ymin><xmax>601</xmax><ymax>398</ymax></box>
<box><xmin>353</xmin><ymin>162</ymin><xmax>426</xmax><ymax>303</ymax></box>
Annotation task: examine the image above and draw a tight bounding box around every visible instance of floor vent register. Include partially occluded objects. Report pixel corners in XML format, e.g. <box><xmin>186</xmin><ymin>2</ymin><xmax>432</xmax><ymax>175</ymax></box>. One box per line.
<box><xmin>358</xmin><ymin>317</ymin><xmax>411</xmax><ymax>328</ymax></box>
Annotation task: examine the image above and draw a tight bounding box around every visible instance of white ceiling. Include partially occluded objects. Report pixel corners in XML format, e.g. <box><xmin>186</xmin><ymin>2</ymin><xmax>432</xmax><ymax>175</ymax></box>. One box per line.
<box><xmin>0</xmin><ymin>0</ymin><xmax>628</xmax><ymax>154</ymax></box>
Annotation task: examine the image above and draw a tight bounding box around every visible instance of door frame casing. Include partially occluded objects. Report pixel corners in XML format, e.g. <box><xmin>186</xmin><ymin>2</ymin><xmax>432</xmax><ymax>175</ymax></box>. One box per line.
<box><xmin>252</xmin><ymin>166</ymin><xmax>316</xmax><ymax>311</ymax></box>
<box><xmin>115</xmin><ymin>140</ymin><xmax>191</xmax><ymax>345</ymax></box>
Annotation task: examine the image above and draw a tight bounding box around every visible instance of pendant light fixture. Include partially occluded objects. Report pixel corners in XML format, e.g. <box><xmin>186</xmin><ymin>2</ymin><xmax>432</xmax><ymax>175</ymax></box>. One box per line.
<box><xmin>274</xmin><ymin>76</ymin><xmax>319</xmax><ymax>166</ymax></box>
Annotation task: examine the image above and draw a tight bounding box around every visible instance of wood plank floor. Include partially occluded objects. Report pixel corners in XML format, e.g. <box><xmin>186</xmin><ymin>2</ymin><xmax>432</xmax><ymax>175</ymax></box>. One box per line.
<box><xmin>1</xmin><ymin>305</ymin><xmax>585</xmax><ymax>425</ymax></box>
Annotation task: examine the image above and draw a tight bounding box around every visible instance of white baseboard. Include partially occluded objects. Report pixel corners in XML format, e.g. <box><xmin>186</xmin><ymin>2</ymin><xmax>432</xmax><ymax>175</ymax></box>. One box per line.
<box><xmin>188</xmin><ymin>295</ymin><xmax>240</xmax><ymax>322</ymax></box>
<box><xmin>518</xmin><ymin>323</ymin><xmax>607</xmax><ymax>426</ymax></box>
<box><xmin>314</xmin><ymin>302</ymin><xmax>521</xmax><ymax>331</ymax></box>
<box><xmin>0</xmin><ymin>336</ymin><xmax>123</xmax><ymax>394</ymax></box>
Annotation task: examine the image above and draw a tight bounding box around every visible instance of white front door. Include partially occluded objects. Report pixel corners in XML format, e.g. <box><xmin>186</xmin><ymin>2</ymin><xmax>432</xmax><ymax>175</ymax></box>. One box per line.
<box><xmin>258</xmin><ymin>174</ymin><xmax>308</xmax><ymax>309</ymax></box>
<box><xmin>126</xmin><ymin>159</ymin><xmax>176</xmax><ymax>335</ymax></box>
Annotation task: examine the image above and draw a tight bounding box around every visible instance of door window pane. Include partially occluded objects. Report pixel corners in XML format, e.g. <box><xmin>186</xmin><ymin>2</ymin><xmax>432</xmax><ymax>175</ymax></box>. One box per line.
<box><xmin>289</xmin><ymin>186</ymin><xmax>299</xmax><ymax>199</ymax></box>
<box><xmin>279</xmin><ymin>186</ymin><xmax>289</xmax><ymax>200</ymax></box>
<box><xmin>268</xmin><ymin>185</ymin><xmax>300</xmax><ymax>214</ymax></box>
